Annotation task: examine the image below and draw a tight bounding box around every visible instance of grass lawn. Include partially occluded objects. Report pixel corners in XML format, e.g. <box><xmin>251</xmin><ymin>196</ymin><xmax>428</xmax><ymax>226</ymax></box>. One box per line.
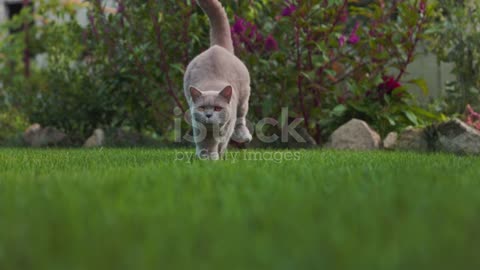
<box><xmin>1</xmin><ymin>149</ymin><xmax>480</xmax><ymax>270</ymax></box>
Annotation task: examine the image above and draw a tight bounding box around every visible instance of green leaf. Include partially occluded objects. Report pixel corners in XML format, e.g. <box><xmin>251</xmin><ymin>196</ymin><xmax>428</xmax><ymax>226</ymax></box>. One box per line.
<box><xmin>385</xmin><ymin>115</ymin><xmax>396</xmax><ymax>126</ymax></box>
<box><xmin>410</xmin><ymin>106</ymin><xmax>441</xmax><ymax>120</ymax></box>
<box><xmin>331</xmin><ymin>104</ymin><xmax>347</xmax><ymax>117</ymax></box>
<box><xmin>404</xmin><ymin>110</ymin><xmax>419</xmax><ymax>126</ymax></box>
<box><xmin>301</xmin><ymin>71</ymin><xmax>316</xmax><ymax>81</ymax></box>
<box><xmin>169</xmin><ymin>63</ymin><xmax>185</xmax><ymax>74</ymax></box>
<box><xmin>408</xmin><ymin>79</ymin><xmax>429</xmax><ymax>96</ymax></box>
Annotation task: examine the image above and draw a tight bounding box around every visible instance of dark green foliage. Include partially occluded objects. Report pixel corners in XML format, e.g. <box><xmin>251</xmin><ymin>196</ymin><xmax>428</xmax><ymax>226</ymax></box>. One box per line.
<box><xmin>429</xmin><ymin>0</ymin><xmax>480</xmax><ymax>113</ymax></box>
<box><xmin>0</xmin><ymin>0</ymin><xmax>438</xmax><ymax>143</ymax></box>
<box><xmin>231</xmin><ymin>0</ymin><xmax>436</xmax><ymax>140</ymax></box>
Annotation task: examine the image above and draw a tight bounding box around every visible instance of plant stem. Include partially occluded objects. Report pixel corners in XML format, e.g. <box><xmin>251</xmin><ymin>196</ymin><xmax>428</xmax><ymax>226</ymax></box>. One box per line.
<box><xmin>22</xmin><ymin>0</ymin><xmax>31</xmax><ymax>78</ymax></box>
<box><xmin>295</xmin><ymin>24</ymin><xmax>310</xmax><ymax>130</ymax></box>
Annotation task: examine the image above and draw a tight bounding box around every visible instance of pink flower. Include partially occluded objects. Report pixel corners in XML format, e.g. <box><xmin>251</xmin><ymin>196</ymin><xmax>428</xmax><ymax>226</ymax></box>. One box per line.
<box><xmin>338</xmin><ymin>35</ymin><xmax>346</xmax><ymax>47</ymax></box>
<box><xmin>466</xmin><ymin>104</ymin><xmax>480</xmax><ymax>131</ymax></box>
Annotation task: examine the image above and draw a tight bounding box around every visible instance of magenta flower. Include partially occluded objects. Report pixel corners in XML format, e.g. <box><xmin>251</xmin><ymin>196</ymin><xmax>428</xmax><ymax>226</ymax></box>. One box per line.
<box><xmin>419</xmin><ymin>0</ymin><xmax>426</xmax><ymax>14</ymax></box>
<box><xmin>281</xmin><ymin>3</ymin><xmax>297</xmax><ymax>17</ymax></box>
<box><xmin>348</xmin><ymin>34</ymin><xmax>359</xmax><ymax>44</ymax></box>
<box><xmin>265</xmin><ymin>35</ymin><xmax>279</xmax><ymax>51</ymax></box>
<box><xmin>379</xmin><ymin>76</ymin><xmax>401</xmax><ymax>93</ymax></box>
<box><xmin>348</xmin><ymin>22</ymin><xmax>360</xmax><ymax>45</ymax></box>
<box><xmin>368</xmin><ymin>76</ymin><xmax>402</xmax><ymax>101</ymax></box>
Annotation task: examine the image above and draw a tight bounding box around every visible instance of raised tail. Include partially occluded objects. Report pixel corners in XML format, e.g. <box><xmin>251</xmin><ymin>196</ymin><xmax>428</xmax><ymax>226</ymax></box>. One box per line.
<box><xmin>197</xmin><ymin>0</ymin><xmax>234</xmax><ymax>53</ymax></box>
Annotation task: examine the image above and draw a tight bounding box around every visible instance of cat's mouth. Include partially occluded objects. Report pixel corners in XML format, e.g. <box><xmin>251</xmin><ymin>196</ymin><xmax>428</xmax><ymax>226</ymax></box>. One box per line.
<box><xmin>200</xmin><ymin>119</ymin><xmax>227</xmax><ymax>129</ymax></box>
<box><xmin>203</xmin><ymin>120</ymin><xmax>224</xmax><ymax>126</ymax></box>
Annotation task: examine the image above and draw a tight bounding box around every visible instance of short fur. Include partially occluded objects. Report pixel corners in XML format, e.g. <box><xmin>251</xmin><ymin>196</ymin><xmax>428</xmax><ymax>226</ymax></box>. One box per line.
<box><xmin>184</xmin><ymin>0</ymin><xmax>252</xmax><ymax>160</ymax></box>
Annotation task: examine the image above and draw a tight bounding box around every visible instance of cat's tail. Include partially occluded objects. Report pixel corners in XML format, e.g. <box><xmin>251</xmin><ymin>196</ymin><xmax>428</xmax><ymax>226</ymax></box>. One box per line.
<box><xmin>197</xmin><ymin>0</ymin><xmax>234</xmax><ymax>53</ymax></box>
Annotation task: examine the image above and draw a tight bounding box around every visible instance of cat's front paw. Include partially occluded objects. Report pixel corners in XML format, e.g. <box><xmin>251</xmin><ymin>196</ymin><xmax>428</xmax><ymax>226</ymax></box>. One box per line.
<box><xmin>209</xmin><ymin>152</ymin><xmax>220</xmax><ymax>161</ymax></box>
<box><xmin>196</xmin><ymin>148</ymin><xmax>221</xmax><ymax>161</ymax></box>
<box><xmin>232</xmin><ymin>125</ymin><xmax>253</xmax><ymax>143</ymax></box>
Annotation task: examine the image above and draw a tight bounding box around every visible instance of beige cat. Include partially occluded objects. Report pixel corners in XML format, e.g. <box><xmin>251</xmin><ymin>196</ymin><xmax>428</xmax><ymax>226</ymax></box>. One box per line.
<box><xmin>184</xmin><ymin>0</ymin><xmax>252</xmax><ymax>160</ymax></box>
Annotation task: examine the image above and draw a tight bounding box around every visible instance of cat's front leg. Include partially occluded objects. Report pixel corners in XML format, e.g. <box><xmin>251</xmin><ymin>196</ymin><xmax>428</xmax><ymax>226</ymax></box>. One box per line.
<box><xmin>196</xmin><ymin>140</ymin><xmax>220</xmax><ymax>160</ymax></box>
<box><xmin>232</xmin><ymin>117</ymin><xmax>252</xmax><ymax>143</ymax></box>
<box><xmin>218</xmin><ymin>141</ymin><xmax>228</xmax><ymax>158</ymax></box>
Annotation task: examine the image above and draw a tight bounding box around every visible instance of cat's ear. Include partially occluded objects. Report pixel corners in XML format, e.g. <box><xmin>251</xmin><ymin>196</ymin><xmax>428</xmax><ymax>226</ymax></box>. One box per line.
<box><xmin>190</xmin><ymin>87</ymin><xmax>203</xmax><ymax>103</ymax></box>
<box><xmin>219</xmin><ymin>85</ymin><xmax>233</xmax><ymax>103</ymax></box>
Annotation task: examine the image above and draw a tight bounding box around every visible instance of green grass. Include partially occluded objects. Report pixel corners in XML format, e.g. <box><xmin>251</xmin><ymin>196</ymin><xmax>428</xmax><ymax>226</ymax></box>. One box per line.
<box><xmin>1</xmin><ymin>149</ymin><xmax>480</xmax><ymax>270</ymax></box>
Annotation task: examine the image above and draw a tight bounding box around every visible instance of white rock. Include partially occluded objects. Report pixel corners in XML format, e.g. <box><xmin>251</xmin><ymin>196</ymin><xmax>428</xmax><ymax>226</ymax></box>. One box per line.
<box><xmin>327</xmin><ymin>119</ymin><xmax>381</xmax><ymax>150</ymax></box>
<box><xmin>23</xmin><ymin>124</ymin><xmax>67</xmax><ymax>147</ymax></box>
<box><xmin>84</xmin><ymin>129</ymin><xmax>105</xmax><ymax>148</ymax></box>
<box><xmin>383</xmin><ymin>132</ymin><xmax>398</xmax><ymax>150</ymax></box>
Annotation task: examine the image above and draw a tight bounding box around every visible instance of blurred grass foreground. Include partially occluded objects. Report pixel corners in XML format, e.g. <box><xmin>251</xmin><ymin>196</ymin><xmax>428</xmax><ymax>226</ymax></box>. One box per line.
<box><xmin>1</xmin><ymin>149</ymin><xmax>480</xmax><ymax>269</ymax></box>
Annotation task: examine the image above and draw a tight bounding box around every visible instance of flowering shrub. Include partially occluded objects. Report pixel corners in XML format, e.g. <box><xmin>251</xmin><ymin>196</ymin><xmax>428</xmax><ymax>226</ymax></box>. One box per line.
<box><xmin>1</xmin><ymin>0</ymin><xmax>438</xmax><ymax>144</ymax></box>
<box><xmin>2</xmin><ymin>0</ymin><xmax>203</xmax><ymax>140</ymax></box>
<box><xmin>231</xmin><ymin>0</ymin><xmax>436</xmax><ymax>140</ymax></box>
<box><xmin>465</xmin><ymin>105</ymin><xmax>480</xmax><ymax>131</ymax></box>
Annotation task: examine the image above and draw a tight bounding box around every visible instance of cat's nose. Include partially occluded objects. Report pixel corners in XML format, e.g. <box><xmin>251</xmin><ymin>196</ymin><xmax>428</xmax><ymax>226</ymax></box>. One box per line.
<box><xmin>205</xmin><ymin>113</ymin><xmax>213</xmax><ymax>118</ymax></box>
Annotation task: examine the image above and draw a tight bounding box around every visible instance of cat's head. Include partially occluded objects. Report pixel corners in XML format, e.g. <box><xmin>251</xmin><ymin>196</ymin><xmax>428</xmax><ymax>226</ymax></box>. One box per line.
<box><xmin>190</xmin><ymin>85</ymin><xmax>233</xmax><ymax>126</ymax></box>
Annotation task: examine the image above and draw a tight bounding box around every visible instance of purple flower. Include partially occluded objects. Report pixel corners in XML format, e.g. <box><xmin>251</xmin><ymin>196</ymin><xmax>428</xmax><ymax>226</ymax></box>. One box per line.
<box><xmin>232</xmin><ymin>16</ymin><xmax>246</xmax><ymax>34</ymax></box>
<box><xmin>281</xmin><ymin>3</ymin><xmax>297</xmax><ymax>17</ymax></box>
<box><xmin>265</xmin><ymin>35</ymin><xmax>279</xmax><ymax>51</ymax></box>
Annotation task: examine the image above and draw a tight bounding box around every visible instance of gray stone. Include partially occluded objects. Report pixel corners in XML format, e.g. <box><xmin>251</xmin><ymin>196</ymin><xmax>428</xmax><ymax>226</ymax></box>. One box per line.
<box><xmin>383</xmin><ymin>132</ymin><xmax>398</xmax><ymax>150</ymax></box>
<box><xmin>23</xmin><ymin>124</ymin><xmax>67</xmax><ymax>147</ymax></box>
<box><xmin>394</xmin><ymin>127</ymin><xmax>428</xmax><ymax>152</ymax></box>
<box><xmin>327</xmin><ymin>119</ymin><xmax>381</xmax><ymax>150</ymax></box>
<box><xmin>434</xmin><ymin>119</ymin><xmax>480</xmax><ymax>155</ymax></box>
<box><xmin>84</xmin><ymin>129</ymin><xmax>105</xmax><ymax>148</ymax></box>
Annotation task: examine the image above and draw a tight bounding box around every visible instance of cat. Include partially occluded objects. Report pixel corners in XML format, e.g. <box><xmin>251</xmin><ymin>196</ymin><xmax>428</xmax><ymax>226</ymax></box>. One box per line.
<box><xmin>184</xmin><ymin>0</ymin><xmax>252</xmax><ymax>160</ymax></box>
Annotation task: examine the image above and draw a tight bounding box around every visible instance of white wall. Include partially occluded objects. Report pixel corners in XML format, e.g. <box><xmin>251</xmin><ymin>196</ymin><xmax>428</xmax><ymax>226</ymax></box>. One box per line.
<box><xmin>406</xmin><ymin>45</ymin><xmax>454</xmax><ymax>101</ymax></box>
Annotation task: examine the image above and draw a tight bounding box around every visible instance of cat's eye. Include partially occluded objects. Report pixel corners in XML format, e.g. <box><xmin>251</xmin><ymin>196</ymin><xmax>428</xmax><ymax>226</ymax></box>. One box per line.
<box><xmin>197</xmin><ymin>106</ymin><xmax>205</xmax><ymax>111</ymax></box>
<box><xmin>214</xmin><ymin>106</ymin><xmax>223</xmax><ymax>112</ymax></box>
